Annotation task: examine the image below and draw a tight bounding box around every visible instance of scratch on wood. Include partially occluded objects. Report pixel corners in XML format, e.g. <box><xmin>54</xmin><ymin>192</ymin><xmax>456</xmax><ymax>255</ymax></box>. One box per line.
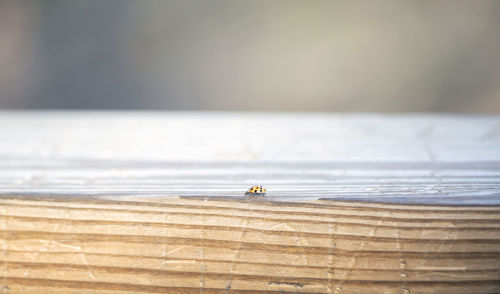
<box><xmin>396</xmin><ymin>229</ymin><xmax>410</xmax><ymax>294</ymax></box>
<box><xmin>326</xmin><ymin>223</ymin><xmax>336</xmax><ymax>294</ymax></box>
<box><xmin>336</xmin><ymin>219</ymin><xmax>380</xmax><ymax>293</ymax></box>
<box><xmin>162</xmin><ymin>209</ymin><xmax>167</xmax><ymax>272</ymax></box>
<box><xmin>45</xmin><ymin>241</ymin><xmax>82</xmax><ymax>251</ymax></box>
<box><xmin>164</xmin><ymin>246</ymin><xmax>186</xmax><ymax>257</ymax></box>
<box><xmin>268</xmin><ymin>222</ymin><xmax>296</xmax><ymax>231</ymax></box>
<box><xmin>1</xmin><ymin>205</ymin><xmax>8</xmax><ymax>294</ymax></box>
<box><xmin>267</xmin><ymin>281</ymin><xmax>304</xmax><ymax>288</ymax></box>
<box><xmin>293</xmin><ymin>235</ymin><xmax>308</xmax><ymax>266</ymax></box>
<box><xmin>79</xmin><ymin>253</ymin><xmax>96</xmax><ymax>280</ymax></box>
<box><xmin>225</xmin><ymin>219</ymin><xmax>249</xmax><ymax>293</ymax></box>
<box><xmin>199</xmin><ymin>204</ymin><xmax>206</xmax><ymax>294</ymax></box>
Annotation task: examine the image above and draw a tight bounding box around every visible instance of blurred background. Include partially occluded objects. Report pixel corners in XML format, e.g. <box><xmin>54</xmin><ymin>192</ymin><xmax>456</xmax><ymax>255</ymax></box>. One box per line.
<box><xmin>1</xmin><ymin>0</ymin><xmax>499</xmax><ymax>112</ymax></box>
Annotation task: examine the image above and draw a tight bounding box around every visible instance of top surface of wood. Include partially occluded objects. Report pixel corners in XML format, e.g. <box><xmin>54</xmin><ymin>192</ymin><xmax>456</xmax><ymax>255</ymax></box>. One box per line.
<box><xmin>1</xmin><ymin>111</ymin><xmax>499</xmax><ymax>205</ymax></box>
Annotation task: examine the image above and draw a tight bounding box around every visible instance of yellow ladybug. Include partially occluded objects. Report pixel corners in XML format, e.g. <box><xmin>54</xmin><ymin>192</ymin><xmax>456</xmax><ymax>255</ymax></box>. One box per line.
<box><xmin>245</xmin><ymin>185</ymin><xmax>266</xmax><ymax>196</ymax></box>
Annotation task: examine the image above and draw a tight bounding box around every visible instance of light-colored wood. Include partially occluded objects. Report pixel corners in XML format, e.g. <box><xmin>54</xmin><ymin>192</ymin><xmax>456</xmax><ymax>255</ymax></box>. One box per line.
<box><xmin>1</xmin><ymin>195</ymin><xmax>500</xmax><ymax>294</ymax></box>
<box><xmin>0</xmin><ymin>111</ymin><xmax>499</xmax><ymax>205</ymax></box>
<box><xmin>1</xmin><ymin>112</ymin><xmax>500</xmax><ymax>293</ymax></box>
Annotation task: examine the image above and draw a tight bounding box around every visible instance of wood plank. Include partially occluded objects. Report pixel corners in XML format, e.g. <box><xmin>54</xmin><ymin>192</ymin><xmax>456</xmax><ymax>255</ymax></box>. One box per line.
<box><xmin>1</xmin><ymin>112</ymin><xmax>500</xmax><ymax>293</ymax></box>
<box><xmin>1</xmin><ymin>195</ymin><xmax>500</xmax><ymax>293</ymax></box>
<box><xmin>0</xmin><ymin>111</ymin><xmax>499</xmax><ymax>205</ymax></box>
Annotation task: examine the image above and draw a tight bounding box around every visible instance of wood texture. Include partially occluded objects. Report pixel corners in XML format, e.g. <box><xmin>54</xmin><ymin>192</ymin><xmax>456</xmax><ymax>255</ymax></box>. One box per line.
<box><xmin>1</xmin><ymin>112</ymin><xmax>500</xmax><ymax>293</ymax></box>
<box><xmin>0</xmin><ymin>112</ymin><xmax>500</xmax><ymax>205</ymax></box>
<box><xmin>1</xmin><ymin>195</ymin><xmax>500</xmax><ymax>294</ymax></box>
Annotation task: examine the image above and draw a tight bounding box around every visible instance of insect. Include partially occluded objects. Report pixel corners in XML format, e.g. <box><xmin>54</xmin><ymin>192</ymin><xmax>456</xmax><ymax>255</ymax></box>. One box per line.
<box><xmin>245</xmin><ymin>185</ymin><xmax>266</xmax><ymax>196</ymax></box>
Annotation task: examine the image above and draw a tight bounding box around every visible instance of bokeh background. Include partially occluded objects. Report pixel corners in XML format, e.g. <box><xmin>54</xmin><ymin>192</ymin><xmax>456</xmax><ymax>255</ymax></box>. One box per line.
<box><xmin>1</xmin><ymin>0</ymin><xmax>499</xmax><ymax>112</ymax></box>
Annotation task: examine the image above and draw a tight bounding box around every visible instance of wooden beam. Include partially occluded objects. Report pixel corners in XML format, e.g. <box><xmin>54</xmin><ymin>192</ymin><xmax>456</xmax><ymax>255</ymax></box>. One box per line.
<box><xmin>1</xmin><ymin>195</ymin><xmax>499</xmax><ymax>294</ymax></box>
<box><xmin>1</xmin><ymin>112</ymin><xmax>499</xmax><ymax>293</ymax></box>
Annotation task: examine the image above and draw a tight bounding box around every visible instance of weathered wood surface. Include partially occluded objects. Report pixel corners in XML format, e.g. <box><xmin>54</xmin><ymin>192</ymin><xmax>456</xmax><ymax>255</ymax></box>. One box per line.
<box><xmin>0</xmin><ymin>111</ymin><xmax>499</xmax><ymax>204</ymax></box>
<box><xmin>2</xmin><ymin>195</ymin><xmax>500</xmax><ymax>294</ymax></box>
<box><xmin>1</xmin><ymin>111</ymin><xmax>500</xmax><ymax>293</ymax></box>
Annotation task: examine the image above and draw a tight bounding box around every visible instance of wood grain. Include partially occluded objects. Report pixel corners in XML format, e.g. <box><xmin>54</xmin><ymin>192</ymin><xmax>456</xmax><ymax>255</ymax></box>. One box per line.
<box><xmin>0</xmin><ymin>112</ymin><xmax>499</xmax><ymax>205</ymax></box>
<box><xmin>0</xmin><ymin>112</ymin><xmax>499</xmax><ymax>293</ymax></box>
<box><xmin>1</xmin><ymin>195</ymin><xmax>500</xmax><ymax>294</ymax></box>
